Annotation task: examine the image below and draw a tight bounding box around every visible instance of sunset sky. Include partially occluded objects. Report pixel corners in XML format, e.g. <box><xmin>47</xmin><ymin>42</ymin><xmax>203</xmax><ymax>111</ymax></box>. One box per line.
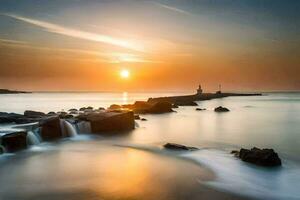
<box><xmin>0</xmin><ymin>0</ymin><xmax>299</xmax><ymax>92</ymax></box>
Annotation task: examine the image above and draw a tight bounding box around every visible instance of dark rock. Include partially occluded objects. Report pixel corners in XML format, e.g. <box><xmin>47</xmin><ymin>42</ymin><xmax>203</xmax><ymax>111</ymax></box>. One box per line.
<box><xmin>78</xmin><ymin>111</ymin><xmax>135</xmax><ymax>133</ymax></box>
<box><xmin>79</xmin><ymin>107</ymin><xmax>86</xmax><ymax>111</ymax></box>
<box><xmin>1</xmin><ymin>131</ymin><xmax>28</xmax><ymax>152</ymax></box>
<box><xmin>47</xmin><ymin>111</ymin><xmax>57</xmax><ymax>115</ymax></box>
<box><xmin>234</xmin><ymin>147</ymin><xmax>282</xmax><ymax>167</ymax></box>
<box><xmin>134</xmin><ymin>115</ymin><xmax>140</xmax><ymax>120</ymax></box>
<box><xmin>40</xmin><ymin>117</ymin><xmax>63</xmax><ymax>141</ymax></box>
<box><xmin>163</xmin><ymin>143</ymin><xmax>198</xmax><ymax>151</ymax></box>
<box><xmin>98</xmin><ymin>107</ymin><xmax>105</xmax><ymax>111</ymax></box>
<box><xmin>141</xmin><ymin>118</ymin><xmax>147</xmax><ymax>121</ymax></box>
<box><xmin>214</xmin><ymin>106</ymin><xmax>230</xmax><ymax>112</ymax></box>
<box><xmin>147</xmin><ymin>101</ymin><xmax>174</xmax><ymax>114</ymax></box>
<box><xmin>109</xmin><ymin>104</ymin><xmax>122</xmax><ymax>110</ymax></box>
<box><xmin>24</xmin><ymin>110</ymin><xmax>46</xmax><ymax>118</ymax></box>
<box><xmin>0</xmin><ymin>112</ymin><xmax>36</xmax><ymax>124</ymax></box>
<box><xmin>174</xmin><ymin>100</ymin><xmax>198</xmax><ymax>106</ymax></box>
<box><xmin>196</xmin><ymin>108</ymin><xmax>206</xmax><ymax>111</ymax></box>
<box><xmin>86</xmin><ymin>106</ymin><xmax>93</xmax><ymax>110</ymax></box>
<box><xmin>68</xmin><ymin>108</ymin><xmax>78</xmax><ymax>112</ymax></box>
<box><xmin>59</xmin><ymin>114</ymin><xmax>74</xmax><ymax>119</ymax></box>
<box><xmin>172</xmin><ymin>104</ymin><xmax>179</xmax><ymax>108</ymax></box>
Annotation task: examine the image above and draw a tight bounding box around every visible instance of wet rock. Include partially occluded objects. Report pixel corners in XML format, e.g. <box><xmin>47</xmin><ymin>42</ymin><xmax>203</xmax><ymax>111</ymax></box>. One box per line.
<box><xmin>59</xmin><ymin>114</ymin><xmax>74</xmax><ymax>119</ymax></box>
<box><xmin>196</xmin><ymin>108</ymin><xmax>206</xmax><ymax>111</ymax></box>
<box><xmin>134</xmin><ymin>114</ymin><xmax>140</xmax><ymax>120</ymax></box>
<box><xmin>174</xmin><ymin>100</ymin><xmax>198</xmax><ymax>106</ymax></box>
<box><xmin>109</xmin><ymin>104</ymin><xmax>122</xmax><ymax>110</ymax></box>
<box><xmin>0</xmin><ymin>112</ymin><xmax>23</xmax><ymax>123</ymax></box>
<box><xmin>163</xmin><ymin>143</ymin><xmax>198</xmax><ymax>151</ymax></box>
<box><xmin>147</xmin><ymin>101</ymin><xmax>174</xmax><ymax>114</ymax></box>
<box><xmin>1</xmin><ymin>131</ymin><xmax>28</xmax><ymax>152</ymax></box>
<box><xmin>68</xmin><ymin>108</ymin><xmax>78</xmax><ymax>112</ymax></box>
<box><xmin>98</xmin><ymin>107</ymin><xmax>105</xmax><ymax>111</ymax></box>
<box><xmin>78</xmin><ymin>111</ymin><xmax>135</xmax><ymax>133</ymax></box>
<box><xmin>40</xmin><ymin>117</ymin><xmax>63</xmax><ymax>141</ymax></box>
<box><xmin>214</xmin><ymin>106</ymin><xmax>230</xmax><ymax>112</ymax></box>
<box><xmin>233</xmin><ymin>147</ymin><xmax>282</xmax><ymax>167</ymax></box>
<box><xmin>172</xmin><ymin>104</ymin><xmax>179</xmax><ymax>108</ymax></box>
<box><xmin>47</xmin><ymin>111</ymin><xmax>57</xmax><ymax>115</ymax></box>
<box><xmin>86</xmin><ymin>106</ymin><xmax>93</xmax><ymax>110</ymax></box>
<box><xmin>79</xmin><ymin>107</ymin><xmax>86</xmax><ymax>111</ymax></box>
<box><xmin>141</xmin><ymin>118</ymin><xmax>147</xmax><ymax>121</ymax></box>
<box><xmin>24</xmin><ymin>110</ymin><xmax>46</xmax><ymax>118</ymax></box>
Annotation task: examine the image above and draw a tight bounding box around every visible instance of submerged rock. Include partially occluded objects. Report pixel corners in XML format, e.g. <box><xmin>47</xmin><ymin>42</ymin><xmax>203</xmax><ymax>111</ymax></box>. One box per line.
<box><xmin>163</xmin><ymin>143</ymin><xmax>198</xmax><ymax>151</ymax></box>
<box><xmin>214</xmin><ymin>106</ymin><xmax>230</xmax><ymax>112</ymax></box>
<box><xmin>1</xmin><ymin>131</ymin><xmax>28</xmax><ymax>152</ymax></box>
<box><xmin>68</xmin><ymin>108</ymin><xmax>78</xmax><ymax>112</ymax></box>
<box><xmin>232</xmin><ymin>147</ymin><xmax>282</xmax><ymax>167</ymax></box>
<box><xmin>141</xmin><ymin>118</ymin><xmax>147</xmax><ymax>121</ymax></box>
<box><xmin>40</xmin><ymin>117</ymin><xmax>63</xmax><ymax>141</ymax></box>
<box><xmin>196</xmin><ymin>108</ymin><xmax>206</xmax><ymax>111</ymax></box>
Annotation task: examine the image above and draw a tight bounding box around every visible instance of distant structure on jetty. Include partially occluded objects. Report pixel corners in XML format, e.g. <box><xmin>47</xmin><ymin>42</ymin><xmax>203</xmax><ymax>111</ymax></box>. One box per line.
<box><xmin>148</xmin><ymin>84</ymin><xmax>262</xmax><ymax>105</ymax></box>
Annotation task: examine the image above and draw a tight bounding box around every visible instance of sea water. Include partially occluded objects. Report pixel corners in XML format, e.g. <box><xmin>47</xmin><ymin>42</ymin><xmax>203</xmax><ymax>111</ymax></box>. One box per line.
<box><xmin>0</xmin><ymin>92</ymin><xmax>300</xmax><ymax>199</ymax></box>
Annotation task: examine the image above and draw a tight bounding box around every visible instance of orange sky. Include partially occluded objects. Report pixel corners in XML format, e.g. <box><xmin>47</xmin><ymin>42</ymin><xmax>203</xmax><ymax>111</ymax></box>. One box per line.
<box><xmin>0</xmin><ymin>0</ymin><xmax>299</xmax><ymax>92</ymax></box>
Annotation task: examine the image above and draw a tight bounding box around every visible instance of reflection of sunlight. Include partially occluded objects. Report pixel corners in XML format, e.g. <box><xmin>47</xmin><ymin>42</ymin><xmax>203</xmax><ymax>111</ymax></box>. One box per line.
<box><xmin>122</xmin><ymin>92</ymin><xmax>128</xmax><ymax>104</ymax></box>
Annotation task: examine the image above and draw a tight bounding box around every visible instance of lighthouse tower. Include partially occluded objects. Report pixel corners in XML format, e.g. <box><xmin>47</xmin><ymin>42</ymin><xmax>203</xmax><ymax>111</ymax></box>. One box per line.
<box><xmin>197</xmin><ymin>84</ymin><xmax>203</xmax><ymax>95</ymax></box>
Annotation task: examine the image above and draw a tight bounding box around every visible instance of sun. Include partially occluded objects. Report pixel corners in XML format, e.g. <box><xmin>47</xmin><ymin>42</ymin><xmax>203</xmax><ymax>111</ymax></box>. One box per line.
<box><xmin>120</xmin><ymin>69</ymin><xmax>130</xmax><ymax>79</ymax></box>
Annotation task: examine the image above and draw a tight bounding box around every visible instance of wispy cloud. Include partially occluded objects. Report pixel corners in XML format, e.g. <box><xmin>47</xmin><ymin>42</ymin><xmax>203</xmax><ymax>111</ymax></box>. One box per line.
<box><xmin>151</xmin><ymin>2</ymin><xmax>191</xmax><ymax>15</ymax></box>
<box><xmin>3</xmin><ymin>14</ymin><xmax>143</xmax><ymax>51</ymax></box>
<box><xmin>0</xmin><ymin>38</ymin><xmax>28</xmax><ymax>45</ymax></box>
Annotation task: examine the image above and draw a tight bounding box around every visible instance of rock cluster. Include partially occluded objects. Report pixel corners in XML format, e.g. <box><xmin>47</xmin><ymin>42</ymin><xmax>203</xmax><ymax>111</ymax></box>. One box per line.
<box><xmin>214</xmin><ymin>106</ymin><xmax>230</xmax><ymax>112</ymax></box>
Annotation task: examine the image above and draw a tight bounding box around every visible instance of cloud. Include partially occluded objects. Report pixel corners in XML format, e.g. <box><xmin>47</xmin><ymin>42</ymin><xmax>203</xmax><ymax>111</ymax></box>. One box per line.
<box><xmin>3</xmin><ymin>14</ymin><xmax>143</xmax><ymax>51</ymax></box>
<box><xmin>0</xmin><ymin>38</ymin><xmax>28</xmax><ymax>45</ymax></box>
<box><xmin>151</xmin><ymin>2</ymin><xmax>191</xmax><ymax>15</ymax></box>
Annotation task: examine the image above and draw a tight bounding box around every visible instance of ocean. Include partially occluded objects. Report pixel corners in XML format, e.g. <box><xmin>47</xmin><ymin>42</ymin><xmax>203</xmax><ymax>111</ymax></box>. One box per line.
<box><xmin>0</xmin><ymin>92</ymin><xmax>300</xmax><ymax>199</ymax></box>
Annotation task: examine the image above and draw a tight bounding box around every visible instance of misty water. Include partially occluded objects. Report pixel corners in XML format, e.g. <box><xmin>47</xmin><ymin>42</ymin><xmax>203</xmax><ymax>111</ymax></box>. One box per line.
<box><xmin>0</xmin><ymin>92</ymin><xmax>300</xmax><ymax>200</ymax></box>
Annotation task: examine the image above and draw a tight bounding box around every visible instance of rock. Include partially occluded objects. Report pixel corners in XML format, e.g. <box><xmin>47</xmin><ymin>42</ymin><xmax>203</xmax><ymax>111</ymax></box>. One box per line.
<box><xmin>79</xmin><ymin>107</ymin><xmax>86</xmax><ymax>111</ymax></box>
<box><xmin>1</xmin><ymin>131</ymin><xmax>28</xmax><ymax>152</ymax></box>
<box><xmin>147</xmin><ymin>101</ymin><xmax>174</xmax><ymax>114</ymax></box>
<box><xmin>109</xmin><ymin>104</ymin><xmax>122</xmax><ymax>110</ymax></box>
<box><xmin>163</xmin><ymin>143</ymin><xmax>198</xmax><ymax>151</ymax></box>
<box><xmin>174</xmin><ymin>100</ymin><xmax>198</xmax><ymax>106</ymax></box>
<box><xmin>141</xmin><ymin>118</ymin><xmax>147</xmax><ymax>121</ymax></box>
<box><xmin>24</xmin><ymin>110</ymin><xmax>46</xmax><ymax>118</ymax></box>
<box><xmin>86</xmin><ymin>106</ymin><xmax>93</xmax><ymax>110</ymax></box>
<box><xmin>172</xmin><ymin>104</ymin><xmax>179</xmax><ymax>108</ymax></box>
<box><xmin>68</xmin><ymin>108</ymin><xmax>78</xmax><ymax>112</ymax></box>
<box><xmin>0</xmin><ymin>112</ymin><xmax>38</xmax><ymax>124</ymax></box>
<box><xmin>47</xmin><ymin>111</ymin><xmax>56</xmax><ymax>115</ymax></box>
<box><xmin>59</xmin><ymin>114</ymin><xmax>74</xmax><ymax>119</ymax></box>
<box><xmin>98</xmin><ymin>107</ymin><xmax>105</xmax><ymax>111</ymax></box>
<box><xmin>234</xmin><ymin>147</ymin><xmax>282</xmax><ymax>167</ymax></box>
<box><xmin>0</xmin><ymin>145</ymin><xmax>4</xmax><ymax>154</ymax></box>
<box><xmin>196</xmin><ymin>108</ymin><xmax>206</xmax><ymax>111</ymax></box>
<box><xmin>134</xmin><ymin>115</ymin><xmax>140</xmax><ymax>120</ymax></box>
<box><xmin>214</xmin><ymin>106</ymin><xmax>230</xmax><ymax>112</ymax></box>
<box><xmin>40</xmin><ymin>117</ymin><xmax>63</xmax><ymax>141</ymax></box>
<box><xmin>78</xmin><ymin>111</ymin><xmax>135</xmax><ymax>133</ymax></box>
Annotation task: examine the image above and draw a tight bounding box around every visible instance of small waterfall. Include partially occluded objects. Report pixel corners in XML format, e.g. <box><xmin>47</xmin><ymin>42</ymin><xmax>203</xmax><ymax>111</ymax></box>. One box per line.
<box><xmin>27</xmin><ymin>131</ymin><xmax>41</xmax><ymax>145</ymax></box>
<box><xmin>63</xmin><ymin>120</ymin><xmax>78</xmax><ymax>137</ymax></box>
<box><xmin>76</xmin><ymin>121</ymin><xmax>91</xmax><ymax>134</ymax></box>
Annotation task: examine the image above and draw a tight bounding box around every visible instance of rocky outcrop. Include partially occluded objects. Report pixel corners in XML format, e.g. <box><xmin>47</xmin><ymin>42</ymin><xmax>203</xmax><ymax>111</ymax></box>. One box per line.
<box><xmin>24</xmin><ymin>110</ymin><xmax>46</xmax><ymax>118</ymax></box>
<box><xmin>147</xmin><ymin>101</ymin><xmax>174</xmax><ymax>114</ymax></box>
<box><xmin>232</xmin><ymin>147</ymin><xmax>282</xmax><ymax>167</ymax></box>
<box><xmin>163</xmin><ymin>143</ymin><xmax>198</xmax><ymax>151</ymax></box>
<box><xmin>78</xmin><ymin>111</ymin><xmax>135</xmax><ymax>133</ymax></box>
<box><xmin>109</xmin><ymin>104</ymin><xmax>122</xmax><ymax>110</ymax></box>
<box><xmin>40</xmin><ymin>117</ymin><xmax>63</xmax><ymax>141</ymax></box>
<box><xmin>1</xmin><ymin>131</ymin><xmax>28</xmax><ymax>152</ymax></box>
<box><xmin>214</xmin><ymin>106</ymin><xmax>230</xmax><ymax>112</ymax></box>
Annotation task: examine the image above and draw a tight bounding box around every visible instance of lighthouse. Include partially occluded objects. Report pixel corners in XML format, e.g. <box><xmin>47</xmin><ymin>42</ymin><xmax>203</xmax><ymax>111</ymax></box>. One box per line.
<box><xmin>197</xmin><ymin>84</ymin><xmax>203</xmax><ymax>95</ymax></box>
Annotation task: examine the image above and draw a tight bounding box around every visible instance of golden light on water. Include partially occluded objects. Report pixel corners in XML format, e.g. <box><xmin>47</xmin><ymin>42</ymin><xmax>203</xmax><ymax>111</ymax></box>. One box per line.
<box><xmin>120</xmin><ymin>69</ymin><xmax>130</xmax><ymax>79</ymax></box>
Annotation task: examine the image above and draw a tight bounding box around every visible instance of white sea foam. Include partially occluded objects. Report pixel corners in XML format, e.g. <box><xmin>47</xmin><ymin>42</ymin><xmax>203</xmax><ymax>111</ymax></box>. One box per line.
<box><xmin>181</xmin><ymin>149</ymin><xmax>300</xmax><ymax>199</ymax></box>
